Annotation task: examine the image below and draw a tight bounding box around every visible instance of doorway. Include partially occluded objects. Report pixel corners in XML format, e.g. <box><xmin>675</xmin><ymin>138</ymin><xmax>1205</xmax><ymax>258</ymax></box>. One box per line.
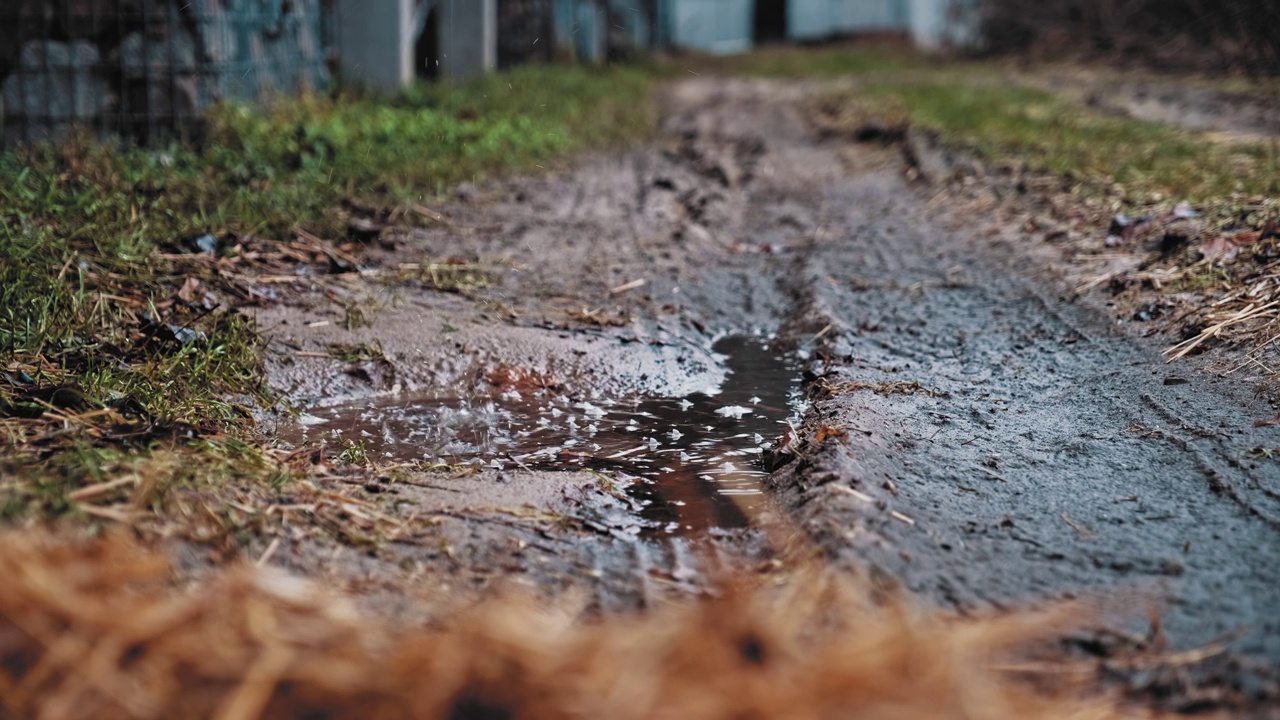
<box><xmin>414</xmin><ymin>6</ymin><xmax>439</xmax><ymax>80</ymax></box>
<box><xmin>753</xmin><ymin>0</ymin><xmax>787</xmax><ymax>43</ymax></box>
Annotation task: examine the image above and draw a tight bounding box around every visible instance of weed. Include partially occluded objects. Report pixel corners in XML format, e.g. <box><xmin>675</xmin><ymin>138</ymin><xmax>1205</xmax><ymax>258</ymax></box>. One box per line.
<box><xmin>326</xmin><ymin>341</ymin><xmax>390</xmax><ymax>364</ymax></box>
<box><xmin>339</xmin><ymin>301</ymin><xmax>369</xmax><ymax>330</ymax></box>
<box><xmin>403</xmin><ymin>261</ymin><xmax>494</xmax><ymax>293</ymax></box>
<box><xmin>337</xmin><ymin>440</ymin><xmax>369</xmax><ymax>467</ymax></box>
<box><xmin>413</xmin><ymin>462</ymin><xmax>478</xmax><ymax>477</ymax></box>
<box><xmin>268</xmin><ymin>470</ymin><xmax>293</xmax><ymax>491</ymax></box>
<box><xmin>818</xmin><ymin>379</ymin><xmax>950</xmax><ymax>399</ymax></box>
<box><xmin>584</xmin><ymin>468</ymin><xmax>623</xmax><ymax>496</ymax></box>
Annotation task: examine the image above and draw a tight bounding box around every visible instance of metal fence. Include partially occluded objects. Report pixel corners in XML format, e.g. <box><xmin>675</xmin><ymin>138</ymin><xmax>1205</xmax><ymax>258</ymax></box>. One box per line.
<box><xmin>0</xmin><ymin>0</ymin><xmax>333</xmax><ymax>146</ymax></box>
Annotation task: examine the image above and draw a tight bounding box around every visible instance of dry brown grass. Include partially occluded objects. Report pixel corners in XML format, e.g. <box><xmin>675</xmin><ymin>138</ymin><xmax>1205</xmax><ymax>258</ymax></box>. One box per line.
<box><xmin>0</xmin><ymin>529</ymin><xmax>1143</xmax><ymax>720</ymax></box>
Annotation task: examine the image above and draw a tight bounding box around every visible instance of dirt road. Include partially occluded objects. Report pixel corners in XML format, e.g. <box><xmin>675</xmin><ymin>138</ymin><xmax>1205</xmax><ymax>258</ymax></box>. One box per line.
<box><xmin>264</xmin><ymin>78</ymin><xmax>1280</xmax><ymax>675</ymax></box>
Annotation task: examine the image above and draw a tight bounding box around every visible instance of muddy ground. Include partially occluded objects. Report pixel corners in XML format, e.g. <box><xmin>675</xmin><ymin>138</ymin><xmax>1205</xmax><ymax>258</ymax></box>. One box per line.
<box><xmin>1027</xmin><ymin>65</ymin><xmax>1280</xmax><ymax>142</ymax></box>
<box><xmin>252</xmin><ymin>77</ymin><xmax>1280</xmax><ymax>705</ymax></box>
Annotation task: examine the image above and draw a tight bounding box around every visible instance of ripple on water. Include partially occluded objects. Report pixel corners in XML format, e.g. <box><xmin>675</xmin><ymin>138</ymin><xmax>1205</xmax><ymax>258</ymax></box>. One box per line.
<box><xmin>286</xmin><ymin>335</ymin><xmax>806</xmax><ymax>535</ymax></box>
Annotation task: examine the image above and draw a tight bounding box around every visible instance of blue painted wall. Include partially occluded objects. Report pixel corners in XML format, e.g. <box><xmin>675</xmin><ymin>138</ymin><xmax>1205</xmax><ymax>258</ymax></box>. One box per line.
<box><xmin>662</xmin><ymin>0</ymin><xmax>754</xmax><ymax>55</ymax></box>
<box><xmin>909</xmin><ymin>0</ymin><xmax>980</xmax><ymax>49</ymax></box>
<box><xmin>789</xmin><ymin>0</ymin><xmax>908</xmax><ymax>41</ymax></box>
<box><xmin>596</xmin><ymin>0</ymin><xmax>977</xmax><ymax>56</ymax></box>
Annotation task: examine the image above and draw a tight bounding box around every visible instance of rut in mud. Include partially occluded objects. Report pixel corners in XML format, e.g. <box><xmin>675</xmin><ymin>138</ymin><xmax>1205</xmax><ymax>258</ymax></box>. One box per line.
<box><xmin>266</xmin><ymin>78</ymin><xmax>1280</xmax><ymax>672</ymax></box>
<box><xmin>287</xmin><ymin>335</ymin><xmax>805</xmax><ymax>536</ymax></box>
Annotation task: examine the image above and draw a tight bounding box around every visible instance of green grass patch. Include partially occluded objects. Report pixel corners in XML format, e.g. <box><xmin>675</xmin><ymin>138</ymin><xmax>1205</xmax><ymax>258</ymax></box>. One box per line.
<box><xmin>841</xmin><ymin>79</ymin><xmax>1280</xmax><ymax>202</ymax></box>
<box><xmin>717</xmin><ymin>44</ymin><xmax>1278</xmax><ymax>200</ymax></box>
<box><xmin>0</xmin><ymin>63</ymin><xmax>657</xmax><ymax>517</ymax></box>
<box><xmin>211</xmin><ymin>63</ymin><xmax>656</xmax><ymax>217</ymax></box>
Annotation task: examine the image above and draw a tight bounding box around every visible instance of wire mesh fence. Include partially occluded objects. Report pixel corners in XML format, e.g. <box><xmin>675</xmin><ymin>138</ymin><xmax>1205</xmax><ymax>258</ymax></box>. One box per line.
<box><xmin>0</xmin><ymin>0</ymin><xmax>334</xmax><ymax>147</ymax></box>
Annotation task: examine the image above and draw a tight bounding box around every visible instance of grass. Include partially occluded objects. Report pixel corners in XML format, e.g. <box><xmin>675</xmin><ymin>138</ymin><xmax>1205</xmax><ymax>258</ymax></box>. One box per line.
<box><xmin>705</xmin><ymin>40</ymin><xmax>927</xmax><ymax>77</ymax></box>
<box><xmin>212</xmin><ymin>63</ymin><xmax>655</xmax><ymax>215</ymax></box>
<box><xmin>760</xmin><ymin>41</ymin><xmax>1280</xmax><ymax>202</ymax></box>
<box><xmin>886</xmin><ymin>82</ymin><xmax>1280</xmax><ymax>201</ymax></box>
<box><xmin>0</xmin><ymin>63</ymin><xmax>657</xmax><ymax>518</ymax></box>
<box><xmin>812</xmin><ymin>74</ymin><xmax>1280</xmax><ymax>203</ymax></box>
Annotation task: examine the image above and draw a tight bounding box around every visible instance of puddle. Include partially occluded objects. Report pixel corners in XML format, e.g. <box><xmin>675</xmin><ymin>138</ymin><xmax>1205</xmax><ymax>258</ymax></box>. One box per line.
<box><xmin>287</xmin><ymin>335</ymin><xmax>805</xmax><ymax>535</ymax></box>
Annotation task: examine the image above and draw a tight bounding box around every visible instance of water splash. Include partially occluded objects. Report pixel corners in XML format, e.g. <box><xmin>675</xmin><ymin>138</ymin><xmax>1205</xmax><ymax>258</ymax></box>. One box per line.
<box><xmin>287</xmin><ymin>335</ymin><xmax>805</xmax><ymax>535</ymax></box>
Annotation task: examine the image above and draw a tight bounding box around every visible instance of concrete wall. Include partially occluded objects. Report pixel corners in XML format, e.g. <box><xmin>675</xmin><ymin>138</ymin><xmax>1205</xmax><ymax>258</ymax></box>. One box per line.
<box><xmin>575</xmin><ymin>0</ymin><xmax>608</xmax><ymax>63</ymax></box>
<box><xmin>2</xmin><ymin>0</ymin><xmax>331</xmax><ymax>145</ymax></box>
<box><xmin>789</xmin><ymin>0</ymin><xmax>908</xmax><ymax>40</ymax></box>
<box><xmin>664</xmin><ymin>0</ymin><xmax>753</xmax><ymax>55</ymax></box>
<box><xmin>908</xmin><ymin>0</ymin><xmax>980</xmax><ymax>50</ymax></box>
<box><xmin>336</xmin><ymin>0</ymin><xmax>497</xmax><ymax>88</ymax></box>
<box><xmin>556</xmin><ymin>0</ymin><xmax>653</xmax><ymax>61</ymax></box>
<box><xmin>438</xmin><ymin>0</ymin><xmax>497</xmax><ymax>80</ymax></box>
<box><xmin>336</xmin><ymin>0</ymin><xmax>415</xmax><ymax>90</ymax></box>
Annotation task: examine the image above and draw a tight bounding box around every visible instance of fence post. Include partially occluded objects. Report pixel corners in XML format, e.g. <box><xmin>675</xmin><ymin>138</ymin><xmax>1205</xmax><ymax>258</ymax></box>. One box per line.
<box><xmin>336</xmin><ymin>0</ymin><xmax>415</xmax><ymax>90</ymax></box>
<box><xmin>438</xmin><ymin>0</ymin><xmax>497</xmax><ymax>81</ymax></box>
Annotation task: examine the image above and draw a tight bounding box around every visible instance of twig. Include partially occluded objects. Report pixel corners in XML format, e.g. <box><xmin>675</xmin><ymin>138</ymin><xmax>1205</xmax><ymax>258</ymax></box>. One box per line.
<box><xmin>1165</xmin><ymin>300</ymin><xmax>1279</xmax><ymax>361</ymax></box>
<box><xmin>68</xmin><ymin>476</ymin><xmax>138</xmax><ymax>503</ymax></box>
<box><xmin>256</xmin><ymin>538</ymin><xmax>281</xmax><ymax>567</ymax></box>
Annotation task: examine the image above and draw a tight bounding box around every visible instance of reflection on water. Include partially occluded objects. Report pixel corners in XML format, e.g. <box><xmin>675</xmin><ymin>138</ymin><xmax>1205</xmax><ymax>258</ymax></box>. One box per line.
<box><xmin>287</xmin><ymin>335</ymin><xmax>804</xmax><ymax>535</ymax></box>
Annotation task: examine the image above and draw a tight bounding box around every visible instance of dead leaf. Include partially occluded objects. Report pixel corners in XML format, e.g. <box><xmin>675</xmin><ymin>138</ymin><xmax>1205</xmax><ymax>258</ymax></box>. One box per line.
<box><xmin>177</xmin><ymin>277</ymin><xmax>203</xmax><ymax>304</ymax></box>
<box><xmin>814</xmin><ymin>424</ymin><xmax>850</xmax><ymax>445</ymax></box>
<box><xmin>1199</xmin><ymin>231</ymin><xmax>1261</xmax><ymax>263</ymax></box>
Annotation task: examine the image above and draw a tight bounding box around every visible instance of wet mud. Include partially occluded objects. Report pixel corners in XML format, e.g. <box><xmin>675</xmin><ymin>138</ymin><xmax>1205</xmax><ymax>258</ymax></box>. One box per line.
<box><xmin>285</xmin><ymin>335</ymin><xmax>804</xmax><ymax>536</ymax></box>
<box><xmin>260</xmin><ymin>76</ymin><xmax>1280</xmax><ymax>694</ymax></box>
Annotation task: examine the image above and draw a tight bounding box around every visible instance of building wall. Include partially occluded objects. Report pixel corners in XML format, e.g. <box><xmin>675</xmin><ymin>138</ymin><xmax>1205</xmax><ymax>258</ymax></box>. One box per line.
<box><xmin>663</xmin><ymin>0</ymin><xmax>754</xmax><ymax>55</ymax></box>
<box><xmin>909</xmin><ymin>0</ymin><xmax>980</xmax><ymax>50</ymax></box>
<box><xmin>2</xmin><ymin>0</ymin><xmax>332</xmax><ymax>145</ymax></box>
<box><xmin>656</xmin><ymin>0</ymin><xmax>980</xmax><ymax>53</ymax></box>
<box><xmin>789</xmin><ymin>0</ymin><xmax>908</xmax><ymax>40</ymax></box>
<box><xmin>439</xmin><ymin>0</ymin><xmax>497</xmax><ymax>79</ymax></box>
<box><xmin>336</xmin><ymin>0</ymin><xmax>414</xmax><ymax>89</ymax></box>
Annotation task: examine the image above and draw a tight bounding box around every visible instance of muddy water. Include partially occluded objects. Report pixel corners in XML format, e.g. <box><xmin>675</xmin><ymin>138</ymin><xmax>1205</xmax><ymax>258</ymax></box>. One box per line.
<box><xmin>289</xmin><ymin>336</ymin><xmax>804</xmax><ymax>535</ymax></box>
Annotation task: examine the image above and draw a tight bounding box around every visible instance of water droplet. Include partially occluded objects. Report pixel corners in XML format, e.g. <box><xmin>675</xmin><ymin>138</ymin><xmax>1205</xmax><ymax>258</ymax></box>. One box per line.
<box><xmin>577</xmin><ymin>402</ymin><xmax>606</xmax><ymax>418</ymax></box>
